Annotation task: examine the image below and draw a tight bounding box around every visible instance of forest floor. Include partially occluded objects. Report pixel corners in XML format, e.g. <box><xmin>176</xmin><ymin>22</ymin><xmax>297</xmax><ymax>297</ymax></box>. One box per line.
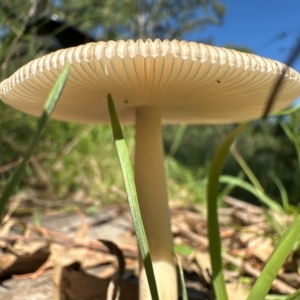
<box><xmin>0</xmin><ymin>189</ymin><xmax>299</xmax><ymax>300</ymax></box>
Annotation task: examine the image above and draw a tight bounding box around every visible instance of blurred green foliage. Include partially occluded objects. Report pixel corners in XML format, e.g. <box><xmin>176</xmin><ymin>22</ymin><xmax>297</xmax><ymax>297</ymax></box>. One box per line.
<box><xmin>164</xmin><ymin>115</ymin><xmax>300</xmax><ymax>205</ymax></box>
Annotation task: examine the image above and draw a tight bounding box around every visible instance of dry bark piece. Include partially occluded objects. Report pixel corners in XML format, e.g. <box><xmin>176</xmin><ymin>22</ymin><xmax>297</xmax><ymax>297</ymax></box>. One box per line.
<box><xmin>0</xmin><ymin>243</ymin><xmax>50</xmax><ymax>279</ymax></box>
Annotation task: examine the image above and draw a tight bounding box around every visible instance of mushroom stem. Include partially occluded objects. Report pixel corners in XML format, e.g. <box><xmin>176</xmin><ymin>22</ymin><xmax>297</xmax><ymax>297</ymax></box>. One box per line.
<box><xmin>135</xmin><ymin>106</ymin><xmax>177</xmax><ymax>300</ymax></box>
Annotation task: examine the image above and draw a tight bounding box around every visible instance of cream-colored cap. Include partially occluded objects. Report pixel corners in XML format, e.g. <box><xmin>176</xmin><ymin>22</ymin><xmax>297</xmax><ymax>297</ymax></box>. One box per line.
<box><xmin>1</xmin><ymin>39</ymin><xmax>300</xmax><ymax>124</ymax></box>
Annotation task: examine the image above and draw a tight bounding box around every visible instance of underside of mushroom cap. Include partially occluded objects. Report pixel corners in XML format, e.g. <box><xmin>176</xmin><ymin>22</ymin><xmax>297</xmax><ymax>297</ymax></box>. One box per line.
<box><xmin>1</xmin><ymin>39</ymin><xmax>300</xmax><ymax>124</ymax></box>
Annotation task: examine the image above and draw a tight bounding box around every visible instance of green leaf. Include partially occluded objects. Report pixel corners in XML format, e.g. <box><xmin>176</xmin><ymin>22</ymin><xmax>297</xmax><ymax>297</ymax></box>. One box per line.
<box><xmin>269</xmin><ymin>172</ymin><xmax>289</xmax><ymax>211</ymax></box>
<box><xmin>284</xmin><ymin>288</ymin><xmax>300</xmax><ymax>300</ymax></box>
<box><xmin>0</xmin><ymin>63</ymin><xmax>70</xmax><ymax>217</ymax></box>
<box><xmin>177</xmin><ymin>256</ymin><xmax>188</xmax><ymax>300</ymax></box>
<box><xmin>279</xmin><ymin>118</ymin><xmax>300</xmax><ymax>169</ymax></box>
<box><xmin>174</xmin><ymin>244</ymin><xmax>194</xmax><ymax>257</ymax></box>
<box><xmin>230</xmin><ymin>145</ymin><xmax>264</xmax><ymax>193</ymax></box>
<box><xmin>207</xmin><ymin>122</ymin><xmax>248</xmax><ymax>300</ymax></box>
<box><xmin>107</xmin><ymin>95</ymin><xmax>159</xmax><ymax>300</ymax></box>
<box><xmin>219</xmin><ymin>175</ymin><xmax>283</xmax><ymax>213</ymax></box>
<box><xmin>247</xmin><ymin>214</ymin><xmax>300</xmax><ymax>300</ymax></box>
<box><xmin>168</xmin><ymin>124</ymin><xmax>187</xmax><ymax>157</ymax></box>
<box><xmin>272</xmin><ymin>103</ymin><xmax>300</xmax><ymax>116</ymax></box>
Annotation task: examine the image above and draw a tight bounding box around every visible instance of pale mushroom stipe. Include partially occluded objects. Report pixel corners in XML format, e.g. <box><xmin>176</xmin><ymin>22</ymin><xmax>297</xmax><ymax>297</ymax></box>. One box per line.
<box><xmin>1</xmin><ymin>39</ymin><xmax>300</xmax><ymax>300</ymax></box>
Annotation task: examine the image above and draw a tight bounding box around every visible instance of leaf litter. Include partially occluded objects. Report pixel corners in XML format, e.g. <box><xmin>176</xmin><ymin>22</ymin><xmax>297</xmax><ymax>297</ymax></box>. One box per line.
<box><xmin>0</xmin><ymin>190</ymin><xmax>299</xmax><ymax>300</ymax></box>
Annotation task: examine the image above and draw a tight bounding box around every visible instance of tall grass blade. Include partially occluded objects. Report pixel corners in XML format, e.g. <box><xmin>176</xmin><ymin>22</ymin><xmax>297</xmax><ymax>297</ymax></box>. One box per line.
<box><xmin>273</xmin><ymin>103</ymin><xmax>300</xmax><ymax>116</ymax></box>
<box><xmin>0</xmin><ymin>64</ymin><xmax>70</xmax><ymax>216</ymax></box>
<box><xmin>107</xmin><ymin>95</ymin><xmax>159</xmax><ymax>300</ymax></box>
<box><xmin>269</xmin><ymin>172</ymin><xmax>289</xmax><ymax>211</ymax></box>
<box><xmin>207</xmin><ymin>122</ymin><xmax>248</xmax><ymax>300</ymax></box>
<box><xmin>230</xmin><ymin>144</ymin><xmax>264</xmax><ymax>193</ymax></box>
<box><xmin>279</xmin><ymin>117</ymin><xmax>300</xmax><ymax>168</ymax></box>
<box><xmin>263</xmin><ymin>208</ymin><xmax>284</xmax><ymax>235</ymax></box>
<box><xmin>290</xmin><ymin>114</ymin><xmax>300</xmax><ymax>168</ymax></box>
<box><xmin>284</xmin><ymin>288</ymin><xmax>300</xmax><ymax>300</ymax></box>
<box><xmin>168</xmin><ymin>124</ymin><xmax>187</xmax><ymax>157</ymax></box>
<box><xmin>219</xmin><ymin>175</ymin><xmax>283</xmax><ymax>213</ymax></box>
<box><xmin>262</xmin><ymin>38</ymin><xmax>300</xmax><ymax>118</ymax></box>
<box><xmin>177</xmin><ymin>257</ymin><xmax>188</xmax><ymax>300</ymax></box>
<box><xmin>247</xmin><ymin>214</ymin><xmax>300</xmax><ymax>300</ymax></box>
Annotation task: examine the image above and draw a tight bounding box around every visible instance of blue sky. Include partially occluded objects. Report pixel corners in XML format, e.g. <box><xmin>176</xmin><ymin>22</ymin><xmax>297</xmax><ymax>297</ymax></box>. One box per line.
<box><xmin>187</xmin><ymin>0</ymin><xmax>300</xmax><ymax>73</ymax></box>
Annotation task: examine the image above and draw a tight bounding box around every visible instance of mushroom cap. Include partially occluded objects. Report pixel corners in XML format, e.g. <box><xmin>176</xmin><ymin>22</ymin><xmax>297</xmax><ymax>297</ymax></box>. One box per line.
<box><xmin>1</xmin><ymin>39</ymin><xmax>300</xmax><ymax>124</ymax></box>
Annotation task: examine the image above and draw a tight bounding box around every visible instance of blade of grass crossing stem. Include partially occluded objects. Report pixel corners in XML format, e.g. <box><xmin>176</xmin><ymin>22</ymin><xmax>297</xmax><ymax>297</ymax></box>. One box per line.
<box><xmin>262</xmin><ymin>38</ymin><xmax>300</xmax><ymax>118</ymax></box>
<box><xmin>247</xmin><ymin>214</ymin><xmax>300</xmax><ymax>300</ymax></box>
<box><xmin>177</xmin><ymin>256</ymin><xmax>188</xmax><ymax>300</ymax></box>
<box><xmin>207</xmin><ymin>122</ymin><xmax>248</xmax><ymax>300</ymax></box>
<box><xmin>107</xmin><ymin>95</ymin><xmax>159</xmax><ymax>300</ymax></box>
<box><xmin>0</xmin><ymin>64</ymin><xmax>71</xmax><ymax>216</ymax></box>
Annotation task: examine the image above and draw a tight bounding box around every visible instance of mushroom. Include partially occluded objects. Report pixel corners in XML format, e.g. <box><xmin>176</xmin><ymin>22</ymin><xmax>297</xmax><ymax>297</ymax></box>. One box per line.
<box><xmin>1</xmin><ymin>39</ymin><xmax>300</xmax><ymax>300</ymax></box>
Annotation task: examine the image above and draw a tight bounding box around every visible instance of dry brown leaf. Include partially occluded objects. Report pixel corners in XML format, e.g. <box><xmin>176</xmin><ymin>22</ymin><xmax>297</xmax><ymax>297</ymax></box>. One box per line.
<box><xmin>0</xmin><ymin>243</ymin><xmax>50</xmax><ymax>278</ymax></box>
<box><xmin>226</xmin><ymin>282</ymin><xmax>249</xmax><ymax>300</ymax></box>
<box><xmin>54</xmin><ymin>262</ymin><xmax>111</xmax><ymax>300</ymax></box>
<box><xmin>224</xmin><ymin>197</ymin><xmax>262</xmax><ymax>214</ymax></box>
<box><xmin>234</xmin><ymin>211</ymin><xmax>265</xmax><ymax>225</ymax></box>
<box><xmin>194</xmin><ymin>251</ymin><xmax>211</xmax><ymax>283</ymax></box>
<box><xmin>248</xmin><ymin>237</ymin><xmax>273</xmax><ymax>263</ymax></box>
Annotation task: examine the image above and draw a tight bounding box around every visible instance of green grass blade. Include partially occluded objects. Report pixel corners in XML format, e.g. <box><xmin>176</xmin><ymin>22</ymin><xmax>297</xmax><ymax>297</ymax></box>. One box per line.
<box><xmin>218</xmin><ymin>172</ymin><xmax>244</xmax><ymax>201</ymax></box>
<box><xmin>247</xmin><ymin>214</ymin><xmax>300</xmax><ymax>300</ymax></box>
<box><xmin>284</xmin><ymin>288</ymin><xmax>300</xmax><ymax>300</ymax></box>
<box><xmin>219</xmin><ymin>175</ymin><xmax>283</xmax><ymax>213</ymax></box>
<box><xmin>207</xmin><ymin>122</ymin><xmax>248</xmax><ymax>300</ymax></box>
<box><xmin>266</xmin><ymin>294</ymin><xmax>297</xmax><ymax>300</ymax></box>
<box><xmin>269</xmin><ymin>172</ymin><xmax>289</xmax><ymax>211</ymax></box>
<box><xmin>279</xmin><ymin>119</ymin><xmax>300</xmax><ymax>168</ymax></box>
<box><xmin>263</xmin><ymin>208</ymin><xmax>284</xmax><ymax>235</ymax></box>
<box><xmin>177</xmin><ymin>257</ymin><xmax>188</xmax><ymax>300</ymax></box>
<box><xmin>291</xmin><ymin>115</ymin><xmax>300</xmax><ymax>168</ymax></box>
<box><xmin>107</xmin><ymin>95</ymin><xmax>159</xmax><ymax>300</ymax></box>
<box><xmin>230</xmin><ymin>145</ymin><xmax>264</xmax><ymax>193</ymax></box>
<box><xmin>272</xmin><ymin>103</ymin><xmax>300</xmax><ymax>116</ymax></box>
<box><xmin>168</xmin><ymin>124</ymin><xmax>187</xmax><ymax>157</ymax></box>
<box><xmin>280</xmin><ymin>120</ymin><xmax>295</xmax><ymax>144</ymax></box>
<box><xmin>0</xmin><ymin>64</ymin><xmax>70</xmax><ymax>216</ymax></box>
<box><xmin>174</xmin><ymin>244</ymin><xmax>194</xmax><ymax>257</ymax></box>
